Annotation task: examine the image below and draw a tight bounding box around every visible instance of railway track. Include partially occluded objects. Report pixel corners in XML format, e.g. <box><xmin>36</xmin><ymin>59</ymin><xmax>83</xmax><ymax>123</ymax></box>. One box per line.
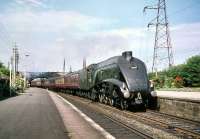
<box><xmin>131</xmin><ymin>111</ymin><xmax>200</xmax><ymax>139</ymax></box>
<box><xmin>59</xmin><ymin>93</ymin><xmax>153</xmax><ymax>139</ymax></box>
<box><xmin>103</xmin><ymin>114</ymin><xmax>153</xmax><ymax>139</ymax></box>
<box><xmin>96</xmin><ymin>100</ymin><xmax>200</xmax><ymax>139</ymax></box>
<box><xmin>59</xmin><ymin>93</ymin><xmax>200</xmax><ymax>139</ymax></box>
<box><xmin>143</xmin><ymin>110</ymin><xmax>200</xmax><ymax>139</ymax></box>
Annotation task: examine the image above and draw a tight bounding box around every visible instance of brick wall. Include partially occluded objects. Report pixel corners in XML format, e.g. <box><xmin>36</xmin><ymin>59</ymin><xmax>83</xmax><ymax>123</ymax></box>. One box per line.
<box><xmin>157</xmin><ymin>97</ymin><xmax>200</xmax><ymax>122</ymax></box>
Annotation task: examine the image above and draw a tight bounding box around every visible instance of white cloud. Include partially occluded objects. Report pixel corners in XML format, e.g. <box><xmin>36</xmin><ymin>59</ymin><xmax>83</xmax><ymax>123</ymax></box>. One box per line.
<box><xmin>1</xmin><ymin>10</ymin><xmax>104</xmax><ymax>33</ymax></box>
<box><xmin>171</xmin><ymin>23</ymin><xmax>200</xmax><ymax>63</ymax></box>
<box><xmin>15</xmin><ymin>0</ymin><xmax>46</xmax><ymax>7</ymax></box>
<box><xmin>0</xmin><ymin>10</ymin><xmax>199</xmax><ymax>72</ymax></box>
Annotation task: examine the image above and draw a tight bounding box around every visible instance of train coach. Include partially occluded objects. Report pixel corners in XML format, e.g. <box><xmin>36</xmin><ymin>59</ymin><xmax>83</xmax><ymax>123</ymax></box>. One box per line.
<box><xmin>31</xmin><ymin>51</ymin><xmax>152</xmax><ymax>110</ymax></box>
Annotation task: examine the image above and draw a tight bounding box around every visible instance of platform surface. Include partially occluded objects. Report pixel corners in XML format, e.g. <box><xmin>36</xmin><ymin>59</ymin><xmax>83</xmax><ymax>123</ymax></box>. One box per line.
<box><xmin>156</xmin><ymin>90</ymin><xmax>200</xmax><ymax>102</ymax></box>
<box><xmin>0</xmin><ymin>88</ymin><xmax>69</xmax><ymax>139</ymax></box>
<box><xmin>48</xmin><ymin>90</ymin><xmax>114</xmax><ymax>139</ymax></box>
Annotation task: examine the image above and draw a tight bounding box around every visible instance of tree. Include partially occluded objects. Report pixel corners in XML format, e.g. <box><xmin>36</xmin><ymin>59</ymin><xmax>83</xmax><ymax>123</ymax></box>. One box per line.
<box><xmin>148</xmin><ymin>55</ymin><xmax>200</xmax><ymax>88</ymax></box>
<box><xmin>0</xmin><ymin>61</ymin><xmax>11</xmax><ymax>98</ymax></box>
<box><xmin>0</xmin><ymin>62</ymin><xmax>9</xmax><ymax>77</ymax></box>
<box><xmin>184</xmin><ymin>55</ymin><xmax>200</xmax><ymax>87</ymax></box>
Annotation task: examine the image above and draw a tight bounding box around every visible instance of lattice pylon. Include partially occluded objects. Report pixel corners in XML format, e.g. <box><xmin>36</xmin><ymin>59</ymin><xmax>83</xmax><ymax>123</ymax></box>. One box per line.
<box><xmin>144</xmin><ymin>0</ymin><xmax>174</xmax><ymax>76</ymax></box>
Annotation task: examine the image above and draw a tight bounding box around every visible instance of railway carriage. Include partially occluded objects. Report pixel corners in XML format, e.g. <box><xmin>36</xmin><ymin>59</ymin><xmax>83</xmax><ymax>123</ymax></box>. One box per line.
<box><xmin>64</xmin><ymin>72</ymin><xmax>80</xmax><ymax>89</ymax></box>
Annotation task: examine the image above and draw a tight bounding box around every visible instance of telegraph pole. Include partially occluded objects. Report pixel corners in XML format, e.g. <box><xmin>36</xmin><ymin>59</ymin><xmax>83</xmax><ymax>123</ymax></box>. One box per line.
<box><xmin>83</xmin><ymin>57</ymin><xmax>86</xmax><ymax>69</ymax></box>
<box><xmin>12</xmin><ymin>45</ymin><xmax>16</xmax><ymax>88</ymax></box>
<box><xmin>69</xmin><ymin>66</ymin><xmax>72</xmax><ymax>73</ymax></box>
<box><xmin>63</xmin><ymin>58</ymin><xmax>66</xmax><ymax>73</ymax></box>
<box><xmin>11</xmin><ymin>43</ymin><xmax>19</xmax><ymax>88</ymax></box>
<box><xmin>144</xmin><ymin>0</ymin><xmax>174</xmax><ymax>76</ymax></box>
<box><xmin>9</xmin><ymin>60</ymin><xmax>12</xmax><ymax>96</ymax></box>
<box><xmin>16</xmin><ymin>47</ymin><xmax>19</xmax><ymax>73</ymax></box>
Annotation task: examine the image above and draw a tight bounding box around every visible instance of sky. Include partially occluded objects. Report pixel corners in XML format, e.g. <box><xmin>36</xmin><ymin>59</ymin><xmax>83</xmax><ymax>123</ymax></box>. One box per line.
<box><xmin>0</xmin><ymin>0</ymin><xmax>200</xmax><ymax>72</ymax></box>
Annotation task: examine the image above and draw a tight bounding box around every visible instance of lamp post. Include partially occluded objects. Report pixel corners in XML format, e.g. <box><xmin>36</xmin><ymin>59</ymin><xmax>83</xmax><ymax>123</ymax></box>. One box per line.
<box><xmin>24</xmin><ymin>54</ymin><xmax>29</xmax><ymax>89</ymax></box>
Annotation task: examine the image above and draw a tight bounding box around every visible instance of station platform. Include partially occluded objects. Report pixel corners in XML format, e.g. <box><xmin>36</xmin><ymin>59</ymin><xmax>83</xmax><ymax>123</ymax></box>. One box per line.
<box><xmin>155</xmin><ymin>90</ymin><xmax>200</xmax><ymax>102</ymax></box>
<box><xmin>48</xmin><ymin>90</ymin><xmax>114</xmax><ymax>139</ymax></box>
<box><xmin>0</xmin><ymin>88</ymin><xmax>68</xmax><ymax>139</ymax></box>
<box><xmin>0</xmin><ymin>88</ymin><xmax>115</xmax><ymax>139</ymax></box>
<box><xmin>152</xmin><ymin>90</ymin><xmax>200</xmax><ymax>122</ymax></box>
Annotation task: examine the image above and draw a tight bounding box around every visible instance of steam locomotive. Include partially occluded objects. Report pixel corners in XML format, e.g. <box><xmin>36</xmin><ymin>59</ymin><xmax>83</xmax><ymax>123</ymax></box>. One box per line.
<box><xmin>31</xmin><ymin>51</ymin><xmax>151</xmax><ymax>110</ymax></box>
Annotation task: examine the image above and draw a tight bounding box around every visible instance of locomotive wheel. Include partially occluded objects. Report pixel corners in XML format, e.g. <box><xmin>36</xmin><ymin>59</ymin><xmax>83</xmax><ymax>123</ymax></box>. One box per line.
<box><xmin>87</xmin><ymin>92</ymin><xmax>90</xmax><ymax>99</ymax></box>
<box><xmin>104</xmin><ymin>96</ymin><xmax>108</xmax><ymax>104</ymax></box>
<box><xmin>91</xmin><ymin>92</ymin><xmax>96</xmax><ymax>101</ymax></box>
<box><xmin>120</xmin><ymin>99</ymin><xmax>128</xmax><ymax>110</ymax></box>
<box><xmin>108</xmin><ymin>98</ymin><xmax>111</xmax><ymax>105</ymax></box>
<box><xmin>99</xmin><ymin>94</ymin><xmax>103</xmax><ymax>103</ymax></box>
<box><xmin>91</xmin><ymin>88</ymin><xmax>97</xmax><ymax>101</ymax></box>
<box><xmin>108</xmin><ymin>98</ymin><xmax>115</xmax><ymax>106</ymax></box>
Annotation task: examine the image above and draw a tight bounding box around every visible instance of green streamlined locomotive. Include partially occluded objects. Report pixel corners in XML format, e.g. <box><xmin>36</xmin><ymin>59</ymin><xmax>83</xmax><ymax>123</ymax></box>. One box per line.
<box><xmin>31</xmin><ymin>51</ymin><xmax>151</xmax><ymax>110</ymax></box>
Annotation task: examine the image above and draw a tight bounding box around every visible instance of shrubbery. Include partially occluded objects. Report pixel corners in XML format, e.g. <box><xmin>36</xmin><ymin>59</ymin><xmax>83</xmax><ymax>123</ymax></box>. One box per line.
<box><xmin>149</xmin><ymin>55</ymin><xmax>200</xmax><ymax>88</ymax></box>
<box><xmin>0</xmin><ymin>62</ymin><xmax>16</xmax><ymax>98</ymax></box>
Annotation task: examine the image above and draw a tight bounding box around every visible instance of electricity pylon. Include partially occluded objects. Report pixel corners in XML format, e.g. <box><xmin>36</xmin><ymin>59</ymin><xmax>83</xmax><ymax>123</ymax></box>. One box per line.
<box><xmin>144</xmin><ymin>0</ymin><xmax>174</xmax><ymax>76</ymax></box>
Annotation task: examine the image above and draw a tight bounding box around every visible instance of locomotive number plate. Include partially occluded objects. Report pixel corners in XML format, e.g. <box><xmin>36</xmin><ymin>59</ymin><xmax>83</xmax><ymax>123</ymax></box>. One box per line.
<box><xmin>135</xmin><ymin>92</ymin><xmax>143</xmax><ymax>104</ymax></box>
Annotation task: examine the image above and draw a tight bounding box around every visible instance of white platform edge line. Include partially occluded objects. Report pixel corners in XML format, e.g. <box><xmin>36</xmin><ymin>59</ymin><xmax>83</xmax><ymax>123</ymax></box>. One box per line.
<box><xmin>48</xmin><ymin>91</ymin><xmax>115</xmax><ymax>139</ymax></box>
<box><xmin>56</xmin><ymin>94</ymin><xmax>115</xmax><ymax>139</ymax></box>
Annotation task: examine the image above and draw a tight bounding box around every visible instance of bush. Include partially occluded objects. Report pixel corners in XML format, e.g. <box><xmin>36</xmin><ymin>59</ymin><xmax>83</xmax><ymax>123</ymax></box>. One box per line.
<box><xmin>164</xmin><ymin>77</ymin><xmax>173</xmax><ymax>88</ymax></box>
<box><xmin>0</xmin><ymin>79</ymin><xmax>10</xmax><ymax>97</ymax></box>
<box><xmin>184</xmin><ymin>56</ymin><xmax>200</xmax><ymax>87</ymax></box>
<box><xmin>148</xmin><ymin>55</ymin><xmax>200</xmax><ymax>88</ymax></box>
<box><xmin>173</xmin><ymin>76</ymin><xmax>184</xmax><ymax>88</ymax></box>
<box><xmin>0</xmin><ymin>62</ymin><xmax>16</xmax><ymax>98</ymax></box>
<box><xmin>152</xmin><ymin>76</ymin><xmax>165</xmax><ymax>89</ymax></box>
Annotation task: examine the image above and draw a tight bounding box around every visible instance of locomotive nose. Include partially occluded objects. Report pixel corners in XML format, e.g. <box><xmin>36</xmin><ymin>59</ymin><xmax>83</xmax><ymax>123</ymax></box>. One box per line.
<box><xmin>130</xmin><ymin>90</ymin><xmax>148</xmax><ymax>98</ymax></box>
